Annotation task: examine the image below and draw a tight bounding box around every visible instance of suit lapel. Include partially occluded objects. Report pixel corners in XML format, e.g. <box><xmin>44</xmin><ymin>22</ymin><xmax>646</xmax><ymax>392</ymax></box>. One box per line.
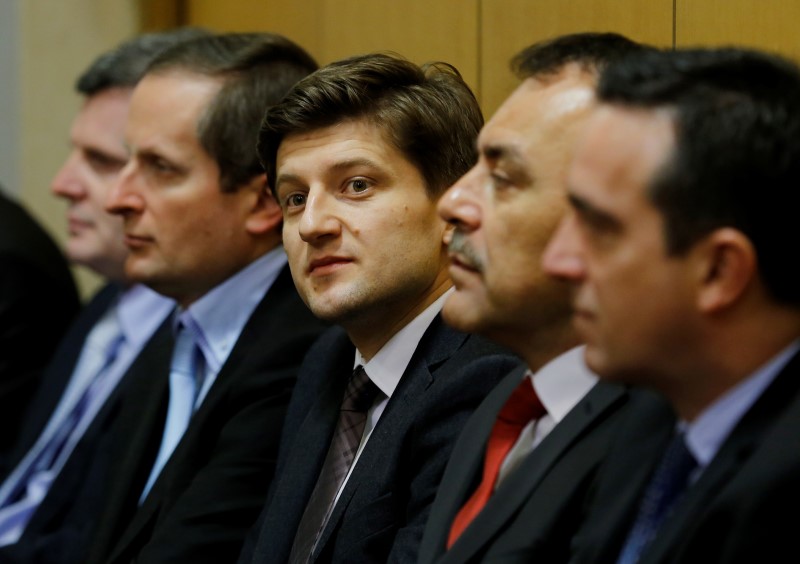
<box><xmin>312</xmin><ymin>316</ymin><xmax>468</xmax><ymax>558</ymax></box>
<box><xmin>418</xmin><ymin>366</ymin><xmax>524</xmax><ymax>563</ymax></box>
<box><xmin>10</xmin><ymin>284</ymin><xmax>121</xmax><ymax>463</ymax></box>
<box><xmin>444</xmin><ymin>381</ymin><xmax>627</xmax><ymax>563</ymax></box>
<box><xmin>107</xmin><ymin>268</ymin><xmax>307</xmax><ymax>561</ymax></box>
<box><xmin>252</xmin><ymin>328</ymin><xmax>354</xmax><ymax>563</ymax></box>
<box><xmin>643</xmin><ymin>350</ymin><xmax>800</xmax><ymax>563</ymax></box>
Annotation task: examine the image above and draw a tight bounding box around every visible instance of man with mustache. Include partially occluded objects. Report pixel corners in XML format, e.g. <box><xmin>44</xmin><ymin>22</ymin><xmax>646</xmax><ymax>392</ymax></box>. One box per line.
<box><xmin>416</xmin><ymin>32</ymin><xmax>650</xmax><ymax>564</ymax></box>
<box><xmin>238</xmin><ymin>52</ymin><xmax>519</xmax><ymax>563</ymax></box>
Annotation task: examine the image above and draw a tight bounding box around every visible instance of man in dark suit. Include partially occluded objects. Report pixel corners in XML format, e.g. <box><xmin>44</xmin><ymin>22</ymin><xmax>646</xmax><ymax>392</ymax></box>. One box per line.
<box><xmin>0</xmin><ymin>29</ymin><xmax>205</xmax><ymax>562</ymax></box>
<box><xmin>543</xmin><ymin>47</ymin><xmax>800</xmax><ymax>563</ymax></box>
<box><xmin>415</xmin><ymin>33</ymin><xmax>650</xmax><ymax>564</ymax></box>
<box><xmin>90</xmin><ymin>32</ymin><xmax>326</xmax><ymax>564</ymax></box>
<box><xmin>237</xmin><ymin>53</ymin><xmax>520</xmax><ymax>564</ymax></box>
<box><xmin>0</xmin><ymin>189</ymin><xmax>80</xmax><ymax>462</ymax></box>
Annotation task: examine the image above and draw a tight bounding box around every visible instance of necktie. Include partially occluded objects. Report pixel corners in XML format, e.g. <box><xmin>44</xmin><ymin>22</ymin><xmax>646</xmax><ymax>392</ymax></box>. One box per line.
<box><xmin>288</xmin><ymin>365</ymin><xmax>380</xmax><ymax>564</ymax></box>
<box><xmin>0</xmin><ymin>310</ymin><xmax>124</xmax><ymax>545</ymax></box>
<box><xmin>616</xmin><ymin>432</ymin><xmax>698</xmax><ymax>564</ymax></box>
<box><xmin>140</xmin><ymin>322</ymin><xmax>205</xmax><ymax>501</ymax></box>
<box><xmin>447</xmin><ymin>377</ymin><xmax>546</xmax><ymax>548</ymax></box>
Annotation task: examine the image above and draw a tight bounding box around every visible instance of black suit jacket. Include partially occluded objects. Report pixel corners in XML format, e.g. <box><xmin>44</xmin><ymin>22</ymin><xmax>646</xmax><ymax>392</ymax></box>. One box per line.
<box><xmin>0</xmin><ymin>192</ymin><xmax>80</xmax><ymax>460</ymax></box>
<box><xmin>569</xmin><ymin>349</ymin><xmax>800</xmax><ymax>564</ymax></box>
<box><xmin>238</xmin><ymin>316</ymin><xmax>521</xmax><ymax>564</ymax></box>
<box><xmin>417</xmin><ymin>363</ymin><xmax>630</xmax><ymax>564</ymax></box>
<box><xmin>0</xmin><ymin>284</ymin><xmax>174</xmax><ymax>564</ymax></box>
<box><xmin>86</xmin><ymin>266</ymin><xmax>328</xmax><ymax>564</ymax></box>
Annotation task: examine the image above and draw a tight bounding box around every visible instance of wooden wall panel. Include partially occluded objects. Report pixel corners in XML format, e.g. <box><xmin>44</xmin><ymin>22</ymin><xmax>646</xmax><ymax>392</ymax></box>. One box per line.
<box><xmin>480</xmin><ymin>0</ymin><xmax>673</xmax><ymax>116</ymax></box>
<box><xmin>676</xmin><ymin>0</ymin><xmax>800</xmax><ymax>62</ymax></box>
<box><xmin>185</xmin><ymin>0</ymin><xmax>479</xmax><ymax>97</ymax></box>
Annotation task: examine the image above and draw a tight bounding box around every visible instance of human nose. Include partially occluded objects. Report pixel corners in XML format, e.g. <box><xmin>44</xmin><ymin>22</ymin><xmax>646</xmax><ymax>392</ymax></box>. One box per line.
<box><xmin>298</xmin><ymin>189</ymin><xmax>341</xmax><ymax>243</ymax></box>
<box><xmin>438</xmin><ymin>166</ymin><xmax>482</xmax><ymax>233</ymax></box>
<box><xmin>542</xmin><ymin>213</ymin><xmax>587</xmax><ymax>282</ymax></box>
<box><xmin>51</xmin><ymin>152</ymin><xmax>86</xmax><ymax>200</ymax></box>
<box><xmin>105</xmin><ymin>160</ymin><xmax>144</xmax><ymax>216</ymax></box>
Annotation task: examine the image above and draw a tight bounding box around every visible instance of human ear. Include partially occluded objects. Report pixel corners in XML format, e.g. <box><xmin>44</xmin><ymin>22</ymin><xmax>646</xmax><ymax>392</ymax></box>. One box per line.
<box><xmin>244</xmin><ymin>174</ymin><xmax>282</xmax><ymax>235</ymax></box>
<box><xmin>695</xmin><ymin>228</ymin><xmax>756</xmax><ymax>314</ymax></box>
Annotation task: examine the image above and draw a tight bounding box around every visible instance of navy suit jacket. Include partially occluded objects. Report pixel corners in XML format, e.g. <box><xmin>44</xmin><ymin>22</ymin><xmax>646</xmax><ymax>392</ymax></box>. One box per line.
<box><xmin>417</xmin><ymin>364</ymin><xmax>630</xmax><ymax>564</ymax></box>
<box><xmin>569</xmin><ymin>349</ymin><xmax>800</xmax><ymax>563</ymax></box>
<box><xmin>238</xmin><ymin>315</ymin><xmax>521</xmax><ymax>564</ymax></box>
<box><xmin>86</xmin><ymin>266</ymin><xmax>328</xmax><ymax>564</ymax></box>
<box><xmin>0</xmin><ymin>284</ymin><xmax>174</xmax><ymax>563</ymax></box>
<box><xmin>0</xmin><ymin>192</ymin><xmax>80</xmax><ymax>461</ymax></box>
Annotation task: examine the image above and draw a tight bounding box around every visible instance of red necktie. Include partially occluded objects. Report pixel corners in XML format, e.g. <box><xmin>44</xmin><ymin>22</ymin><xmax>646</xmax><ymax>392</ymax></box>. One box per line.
<box><xmin>447</xmin><ymin>377</ymin><xmax>546</xmax><ymax>548</ymax></box>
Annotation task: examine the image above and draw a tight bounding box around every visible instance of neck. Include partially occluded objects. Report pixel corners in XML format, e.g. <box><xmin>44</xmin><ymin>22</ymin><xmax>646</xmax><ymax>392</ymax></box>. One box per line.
<box><xmin>347</xmin><ymin>278</ymin><xmax>452</xmax><ymax>362</ymax></box>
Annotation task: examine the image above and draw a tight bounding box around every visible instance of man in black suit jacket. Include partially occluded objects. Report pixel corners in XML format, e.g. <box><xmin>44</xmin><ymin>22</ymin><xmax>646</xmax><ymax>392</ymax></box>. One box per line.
<box><xmin>0</xmin><ymin>29</ymin><xmax>205</xmax><ymax>562</ymax></box>
<box><xmin>0</xmin><ymin>190</ymin><xmax>80</xmax><ymax>462</ymax></box>
<box><xmin>90</xmin><ymin>33</ymin><xmax>326</xmax><ymax>564</ymax></box>
<box><xmin>544</xmin><ymin>47</ymin><xmax>800</xmax><ymax>563</ymax></box>
<box><xmin>415</xmin><ymin>33</ymin><xmax>650</xmax><ymax>564</ymax></box>
<box><xmin>237</xmin><ymin>53</ymin><xmax>520</xmax><ymax>564</ymax></box>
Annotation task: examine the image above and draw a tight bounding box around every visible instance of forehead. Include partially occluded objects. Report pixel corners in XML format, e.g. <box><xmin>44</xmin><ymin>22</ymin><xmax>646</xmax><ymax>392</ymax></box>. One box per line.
<box><xmin>127</xmin><ymin>71</ymin><xmax>221</xmax><ymax>140</ymax></box>
<box><xmin>571</xmin><ymin>105</ymin><xmax>676</xmax><ymax>200</ymax></box>
<box><xmin>479</xmin><ymin>67</ymin><xmax>596</xmax><ymax>157</ymax></box>
<box><xmin>277</xmin><ymin>119</ymin><xmax>414</xmax><ymax>173</ymax></box>
<box><xmin>72</xmin><ymin>87</ymin><xmax>132</xmax><ymax>146</ymax></box>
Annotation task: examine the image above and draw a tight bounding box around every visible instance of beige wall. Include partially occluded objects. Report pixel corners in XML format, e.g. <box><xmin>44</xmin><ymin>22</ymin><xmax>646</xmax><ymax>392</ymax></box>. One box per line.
<box><xmin>15</xmin><ymin>0</ymin><xmax>800</xmax><ymax>298</ymax></box>
<box><xmin>17</xmin><ymin>1</ymin><xmax>139</xmax><ymax>298</ymax></box>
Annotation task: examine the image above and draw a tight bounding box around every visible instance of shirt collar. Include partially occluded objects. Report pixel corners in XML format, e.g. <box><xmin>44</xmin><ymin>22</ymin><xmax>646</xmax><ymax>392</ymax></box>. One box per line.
<box><xmin>117</xmin><ymin>284</ymin><xmax>176</xmax><ymax>348</ymax></box>
<box><xmin>686</xmin><ymin>338</ymin><xmax>800</xmax><ymax>468</ymax></box>
<box><xmin>355</xmin><ymin>288</ymin><xmax>452</xmax><ymax>399</ymax></box>
<box><xmin>177</xmin><ymin>248</ymin><xmax>287</xmax><ymax>373</ymax></box>
<box><xmin>529</xmin><ymin>345</ymin><xmax>598</xmax><ymax>423</ymax></box>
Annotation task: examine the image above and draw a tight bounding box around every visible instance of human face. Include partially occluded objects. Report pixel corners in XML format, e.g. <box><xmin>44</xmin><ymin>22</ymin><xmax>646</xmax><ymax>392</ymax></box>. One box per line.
<box><xmin>543</xmin><ymin>105</ymin><xmax>699</xmax><ymax>382</ymax></box>
<box><xmin>51</xmin><ymin>88</ymin><xmax>131</xmax><ymax>280</ymax></box>
<box><xmin>438</xmin><ymin>67</ymin><xmax>594</xmax><ymax>356</ymax></box>
<box><xmin>107</xmin><ymin>72</ymin><xmax>264</xmax><ymax>307</ymax></box>
<box><xmin>275</xmin><ymin>119</ymin><xmax>451</xmax><ymax>352</ymax></box>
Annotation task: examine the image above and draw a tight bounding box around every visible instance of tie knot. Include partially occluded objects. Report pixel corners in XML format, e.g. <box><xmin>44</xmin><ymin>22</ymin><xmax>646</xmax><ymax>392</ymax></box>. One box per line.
<box><xmin>498</xmin><ymin>377</ymin><xmax>546</xmax><ymax>425</ymax></box>
<box><xmin>342</xmin><ymin>365</ymin><xmax>379</xmax><ymax>412</ymax></box>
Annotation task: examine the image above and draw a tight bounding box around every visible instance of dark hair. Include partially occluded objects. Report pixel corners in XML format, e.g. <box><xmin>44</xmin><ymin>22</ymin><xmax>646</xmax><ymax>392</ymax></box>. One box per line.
<box><xmin>512</xmin><ymin>32</ymin><xmax>649</xmax><ymax>79</ymax></box>
<box><xmin>598</xmin><ymin>47</ymin><xmax>800</xmax><ymax>306</ymax></box>
<box><xmin>75</xmin><ymin>27</ymin><xmax>210</xmax><ymax>95</ymax></box>
<box><xmin>258</xmin><ymin>52</ymin><xmax>483</xmax><ymax>198</ymax></box>
<box><xmin>146</xmin><ymin>32</ymin><xmax>318</xmax><ymax>192</ymax></box>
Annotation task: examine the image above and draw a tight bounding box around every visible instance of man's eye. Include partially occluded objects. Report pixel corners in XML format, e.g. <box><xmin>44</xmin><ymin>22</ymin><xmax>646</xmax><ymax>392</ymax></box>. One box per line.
<box><xmin>346</xmin><ymin>178</ymin><xmax>372</xmax><ymax>193</ymax></box>
<box><xmin>490</xmin><ymin>172</ymin><xmax>513</xmax><ymax>189</ymax></box>
<box><xmin>285</xmin><ymin>193</ymin><xmax>307</xmax><ymax>208</ymax></box>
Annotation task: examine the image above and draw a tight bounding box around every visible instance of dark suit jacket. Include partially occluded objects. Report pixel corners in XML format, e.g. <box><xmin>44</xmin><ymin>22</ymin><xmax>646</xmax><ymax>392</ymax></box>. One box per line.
<box><xmin>569</xmin><ymin>349</ymin><xmax>800</xmax><ymax>564</ymax></box>
<box><xmin>0</xmin><ymin>284</ymin><xmax>174</xmax><ymax>564</ymax></box>
<box><xmin>86</xmin><ymin>266</ymin><xmax>328</xmax><ymax>564</ymax></box>
<box><xmin>0</xmin><ymin>192</ymin><xmax>81</xmax><ymax>460</ymax></box>
<box><xmin>238</xmin><ymin>316</ymin><xmax>521</xmax><ymax>564</ymax></box>
<box><xmin>417</xmin><ymin>363</ymin><xmax>630</xmax><ymax>564</ymax></box>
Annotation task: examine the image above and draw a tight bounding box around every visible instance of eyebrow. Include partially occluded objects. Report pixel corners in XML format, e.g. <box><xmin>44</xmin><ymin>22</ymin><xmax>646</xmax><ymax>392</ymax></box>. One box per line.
<box><xmin>567</xmin><ymin>191</ymin><xmax>621</xmax><ymax>232</ymax></box>
<box><xmin>482</xmin><ymin>142</ymin><xmax>533</xmax><ymax>184</ymax></box>
<box><xmin>276</xmin><ymin>157</ymin><xmax>386</xmax><ymax>191</ymax></box>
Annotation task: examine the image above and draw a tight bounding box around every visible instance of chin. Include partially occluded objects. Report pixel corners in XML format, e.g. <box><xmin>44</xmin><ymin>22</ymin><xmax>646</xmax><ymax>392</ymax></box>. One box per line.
<box><xmin>441</xmin><ymin>300</ymin><xmax>483</xmax><ymax>334</ymax></box>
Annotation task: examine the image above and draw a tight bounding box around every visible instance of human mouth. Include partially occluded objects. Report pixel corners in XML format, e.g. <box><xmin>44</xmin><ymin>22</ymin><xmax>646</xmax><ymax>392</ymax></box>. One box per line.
<box><xmin>447</xmin><ymin>230</ymin><xmax>483</xmax><ymax>273</ymax></box>
<box><xmin>307</xmin><ymin>256</ymin><xmax>352</xmax><ymax>276</ymax></box>
<box><xmin>123</xmin><ymin>233</ymin><xmax>154</xmax><ymax>249</ymax></box>
<box><xmin>66</xmin><ymin>214</ymin><xmax>92</xmax><ymax>235</ymax></box>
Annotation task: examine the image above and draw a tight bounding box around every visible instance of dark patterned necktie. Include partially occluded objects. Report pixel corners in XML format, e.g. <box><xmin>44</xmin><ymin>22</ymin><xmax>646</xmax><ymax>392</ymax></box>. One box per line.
<box><xmin>289</xmin><ymin>365</ymin><xmax>380</xmax><ymax>563</ymax></box>
<box><xmin>616</xmin><ymin>431</ymin><xmax>698</xmax><ymax>564</ymax></box>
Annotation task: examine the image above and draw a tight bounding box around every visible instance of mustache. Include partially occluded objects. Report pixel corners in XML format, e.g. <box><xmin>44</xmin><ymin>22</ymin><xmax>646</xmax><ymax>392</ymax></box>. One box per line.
<box><xmin>448</xmin><ymin>229</ymin><xmax>484</xmax><ymax>272</ymax></box>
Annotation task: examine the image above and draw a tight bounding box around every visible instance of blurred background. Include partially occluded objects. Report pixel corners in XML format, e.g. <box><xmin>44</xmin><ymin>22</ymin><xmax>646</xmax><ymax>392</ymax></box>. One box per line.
<box><xmin>3</xmin><ymin>0</ymin><xmax>798</xmax><ymax>299</ymax></box>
